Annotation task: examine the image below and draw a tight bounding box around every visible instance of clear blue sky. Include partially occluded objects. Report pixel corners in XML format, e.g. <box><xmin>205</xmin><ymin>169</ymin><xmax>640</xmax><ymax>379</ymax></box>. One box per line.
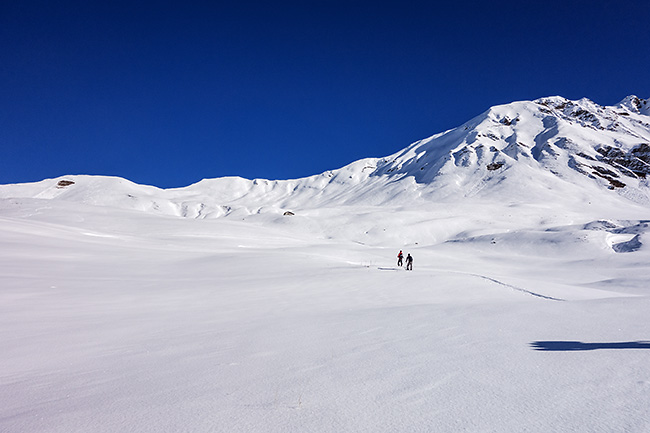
<box><xmin>2</xmin><ymin>0</ymin><xmax>649</xmax><ymax>188</ymax></box>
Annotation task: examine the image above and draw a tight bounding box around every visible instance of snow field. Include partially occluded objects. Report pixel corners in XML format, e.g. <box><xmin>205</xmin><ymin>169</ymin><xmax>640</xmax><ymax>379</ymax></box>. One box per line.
<box><xmin>2</xmin><ymin>95</ymin><xmax>650</xmax><ymax>431</ymax></box>
<box><xmin>1</xmin><ymin>198</ymin><xmax>650</xmax><ymax>432</ymax></box>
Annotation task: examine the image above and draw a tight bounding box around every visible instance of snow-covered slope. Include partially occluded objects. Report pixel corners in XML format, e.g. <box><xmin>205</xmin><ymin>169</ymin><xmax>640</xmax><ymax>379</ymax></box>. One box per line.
<box><xmin>381</xmin><ymin>95</ymin><xmax>650</xmax><ymax>202</ymax></box>
<box><xmin>2</xmin><ymin>96</ymin><xmax>649</xmax><ymax>219</ymax></box>
<box><xmin>2</xmin><ymin>172</ymin><xmax>650</xmax><ymax>433</ymax></box>
<box><xmin>2</xmin><ymin>96</ymin><xmax>650</xmax><ymax>433</ymax></box>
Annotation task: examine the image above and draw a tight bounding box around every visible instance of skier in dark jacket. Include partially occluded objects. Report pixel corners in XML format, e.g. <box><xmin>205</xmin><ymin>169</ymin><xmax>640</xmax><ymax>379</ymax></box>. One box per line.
<box><xmin>405</xmin><ymin>253</ymin><xmax>413</xmax><ymax>270</ymax></box>
<box><xmin>397</xmin><ymin>250</ymin><xmax>403</xmax><ymax>267</ymax></box>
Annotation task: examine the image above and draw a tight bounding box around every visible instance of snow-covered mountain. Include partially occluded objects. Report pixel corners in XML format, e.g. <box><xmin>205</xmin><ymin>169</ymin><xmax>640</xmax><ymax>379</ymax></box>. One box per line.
<box><xmin>3</xmin><ymin>96</ymin><xmax>650</xmax><ymax>433</ymax></box>
<box><xmin>2</xmin><ymin>96</ymin><xmax>649</xmax><ymax>219</ymax></box>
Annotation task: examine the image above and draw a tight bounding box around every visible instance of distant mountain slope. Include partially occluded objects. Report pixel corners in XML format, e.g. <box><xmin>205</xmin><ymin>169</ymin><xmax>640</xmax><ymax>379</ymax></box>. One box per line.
<box><xmin>374</xmin><ymin>95</ymin><xmax>650</xmax><ymax>201</ymax></box>
<box><xmin>1</xmin><ymin>96</ymin><xmax>649</xmax><ymax>218</ymax></box>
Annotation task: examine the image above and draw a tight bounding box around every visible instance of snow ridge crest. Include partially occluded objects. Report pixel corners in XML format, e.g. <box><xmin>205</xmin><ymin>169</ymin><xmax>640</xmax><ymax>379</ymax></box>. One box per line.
<box><xmin>1</xmin><ymin>96</ymin><xmax>650</xmax><ymax>217</ymax></box>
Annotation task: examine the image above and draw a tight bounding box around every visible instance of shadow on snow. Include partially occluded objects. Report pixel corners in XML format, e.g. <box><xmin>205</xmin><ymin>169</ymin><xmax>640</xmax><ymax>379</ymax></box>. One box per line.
<box><xmin>531</xmin><ymin>341</ymin><xmax>650</xmax><ymax>351</ymax></box>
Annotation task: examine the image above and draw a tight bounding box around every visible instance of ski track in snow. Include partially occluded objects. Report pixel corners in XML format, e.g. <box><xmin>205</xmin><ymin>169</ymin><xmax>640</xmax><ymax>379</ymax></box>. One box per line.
<box><xmin>469</xmin><ymin>273</ymin><xmax>566</xmax><ymax>301</ymax></box>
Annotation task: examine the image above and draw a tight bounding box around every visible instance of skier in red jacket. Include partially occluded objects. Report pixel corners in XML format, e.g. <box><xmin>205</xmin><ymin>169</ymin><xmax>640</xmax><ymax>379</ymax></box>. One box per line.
<box><xmin>397</xmin><ymin>250</ymin><xmax>403</xmax><ymax>267</ymax></box>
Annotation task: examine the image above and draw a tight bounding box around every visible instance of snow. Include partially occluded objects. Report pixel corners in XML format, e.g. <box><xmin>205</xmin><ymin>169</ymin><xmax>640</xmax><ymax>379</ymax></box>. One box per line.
<box><xmin>2</xmin><ymin>96</ymin><xmax>650</xmax><ymax>432</ymax></box>
<box><xmin>2</xmin><ymin>196</ymin><xmax>650</xmax><ymax>432</ymax></box>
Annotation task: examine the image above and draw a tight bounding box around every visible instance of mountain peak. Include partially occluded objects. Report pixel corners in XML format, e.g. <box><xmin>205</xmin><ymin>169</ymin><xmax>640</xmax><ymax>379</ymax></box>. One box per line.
<box><xmin>372</xmin><ymin>95</ymin><xmax>650</xmax><ymax>202</ymax></box>
<box><xmin>618</xmin><ymin>95</ymin><xmax>650</xmax><ymax>114</ymax></box>
<box><xmin>534</xmin><ymin>95</ymin><xmax>571</xmax><ymax>108</ymax></box>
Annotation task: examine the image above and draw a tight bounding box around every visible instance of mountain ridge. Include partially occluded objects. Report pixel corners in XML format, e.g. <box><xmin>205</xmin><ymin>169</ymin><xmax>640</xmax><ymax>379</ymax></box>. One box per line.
<box><xmin>1</xmin><ymin>95</ymin><xmax>649</xmax><ymax>218</ymax></box>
